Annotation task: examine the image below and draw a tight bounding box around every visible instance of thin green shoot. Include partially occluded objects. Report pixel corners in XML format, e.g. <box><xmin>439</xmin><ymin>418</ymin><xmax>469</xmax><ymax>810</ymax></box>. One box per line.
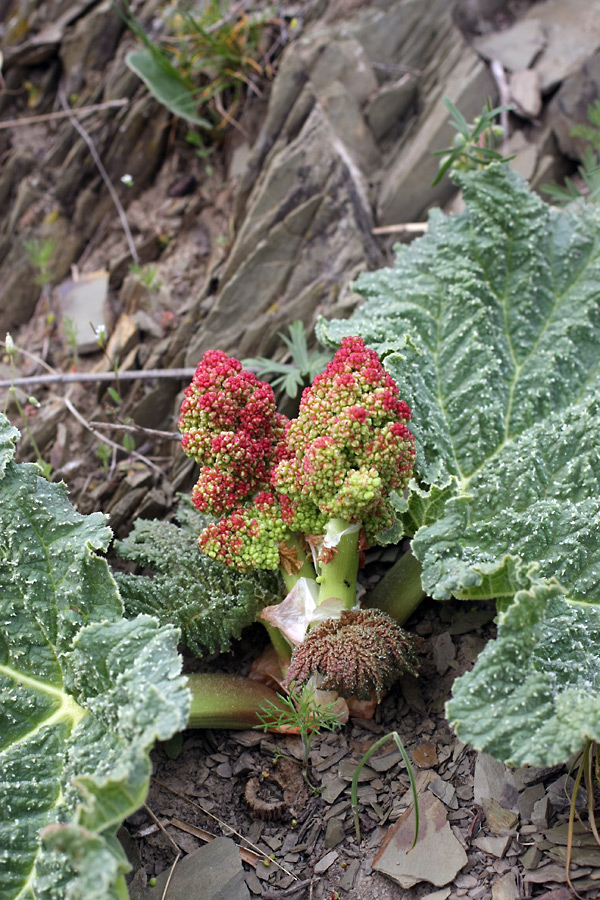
<box><xmin>255</xmin><ymin>683</ymin><xmax>344</xmax><ymax>774</ymax></box>
<box><xmin>351</xmin><ymin>731</ymin><xmax>419</xmax><ymax>847</ymax></box>
<box><xmin>62</xmin><ymin>316</ymin><xmax>80</xmax><ymax>366</ymax></box>
<box><xmin>95</xmin><ymin>443</ymin><xmax>112</xmax><ymax>472</ymax></box>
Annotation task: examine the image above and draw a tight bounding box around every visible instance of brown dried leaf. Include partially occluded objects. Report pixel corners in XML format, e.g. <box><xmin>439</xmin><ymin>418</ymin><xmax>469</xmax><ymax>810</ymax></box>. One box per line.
<box><xmin>278</xmin><ymin>541</ymin><xmax>304</xmax><ymax>575</ymax></box>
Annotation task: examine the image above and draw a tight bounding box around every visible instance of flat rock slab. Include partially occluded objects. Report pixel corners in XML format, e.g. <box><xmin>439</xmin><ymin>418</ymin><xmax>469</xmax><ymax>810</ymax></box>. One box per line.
<box><xmin>137</xmin><ymin>837</ymin><xmax>250</xmax><ymax>900</ymax></box>
<box><xmin>474</xmin><ymin>18</ymin><xmax>546</xmax><ymax>72</ymax></box>
<box><xmin>372</xmin><ymin>792</ymin><xmax>467</xmax><ymax>889</ymax></box>
<box><xmin>523</xmin><ymin>0</ymin><xmax>600</xmax><ymax>91</ymax></box>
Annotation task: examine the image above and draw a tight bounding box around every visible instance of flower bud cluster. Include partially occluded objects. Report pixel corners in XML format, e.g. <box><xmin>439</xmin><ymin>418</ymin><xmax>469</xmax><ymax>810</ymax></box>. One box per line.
<box><xmin>179</xmin><ymin>350</ymin><xmax>287</xmax><ymax>517</ymax></box>
<box><xmin>272</xmin><ymin>337</ymin><xmax>415</xmax><ymax>540</ymax></box>
<box><xmin>180</xmin><ymin>338</ymin><xmax>416</xmax><ymax>570</ymax></box>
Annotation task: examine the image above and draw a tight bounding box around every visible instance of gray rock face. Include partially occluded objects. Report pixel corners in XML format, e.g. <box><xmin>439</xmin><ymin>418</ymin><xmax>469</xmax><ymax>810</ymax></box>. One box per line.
<box><xmin>521</xmin><ymin>0</ymin><xmax>600</xmax><ymax>92</ymax></box>
<box><xmin>185</xmin><ymin>98</ymin><xmax>381</xmax><ymax>364</ymax></box>
<box><xmin>377</xmin><ymin>27</ymin><xmax>496</xmax><ymax>224</ymax></box>
<box><xmin>185</xmin><ymin>0</ymin><xmax>498</xmax><ymax>362</ymax></box>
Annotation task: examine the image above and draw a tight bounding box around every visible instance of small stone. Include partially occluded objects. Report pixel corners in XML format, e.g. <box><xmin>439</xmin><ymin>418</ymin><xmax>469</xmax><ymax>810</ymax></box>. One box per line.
<box><xmin>369</xmin><ymin>749</ymin><xmax>403</xmax><ymax>772</ymax></box>
<box><xmin>338</xmin><ymin>859</ymin><xmax>360</xmax><ymax>892</ymax></box>
<box><xmin>491</xmin><ymin>871</ymin><xmax>519</xmax><ymax>900</ymax></box>
<box><xmin>472</xmin><ymin>834</ymin><xmax>512</xmax><ymax>859</ymax></box>
<box><xmin>145</xmin><ymin>838</ymin><xmax>250</xmax><ymax>900</ymax></box>
<box><xmin>482</xmin><ymin>798</ymin><xmax>519</xmax><ymax>834</ymax></box>
<box><xmin>429</xmin><ymin>777</ymin><xmax>459</xmax><ymax>809</ymax></box>
<box><xmin>325</xmin><ymin>817</ymin><xmax>345</xmax><ymax>849</ymax></box>
<box><xmin>510</xmin><ymin>69</ymin><xmax>542</xmax><ymax>119</ymax></box>
<box><xmin>339</xmin><ymin>759</ymin><xmax>376</xmax><ymax>781</ymax></box>
<box><xmin>518</xmin><ymin>783</ymin><xmax>546</xmax><ymax>821</ymax></box>
<box><xmin>474</xmin><ymin>754</ymin><xmax>518</xmax><ymax>810</ymax></box>
<box><xmin>216</xmin><ymin>763</ymin><xmax>232</xmax><ymax>778</ymax></box>
<box><xmin>473</xmin><ymin>18</ymin><xmax>546</xmax><ymax>71</ymax></box>
<box><xmin>532</xmin><ymin>891</ymin><xmax>572</xmax><ymax>900</ymax></box>
<box><xmin>244</xmin><ymin>869</ymin><xmax>262</xmax><ymax>895</ymax></box>
<box><xmin>56</xmin><ymin>270</ymin><xmax>110</xmax><ymax>355</ymax></box>
<box><xmin>432</xmin><ymin>632</ymin><xmax>456</xmax><ymax>675</ymax></box>
<box><xmin>531</xmin><ymin>795</ymin><xmax>553</xmax><ymax>829</ymax></box>
<box><xmin>455</xmin><ymin>872</ymin><xmax>477</xmax><ymax>888</ymax></box>
<box><xmin>373</xmin><ymin>793</ymin><xmax>467</xmax><ymax>889</ymax></box>
<box><xmin>520</xmin><ymin>846</ymin><xmax>543</xmax><ymax>869</ymax></box>
<box><xmin>524</xmin><ymin>863</ymin><xmax>575</xmax><ymax>884</ymax></box>
<box><xmin>420</xmin><ymin>890</ymin><xmax>450</xmax><ymax>900</ymax></box>
<box><xmin>455</xmin><ymin>784</ymin><xmax>473</xmax><ymax>801</ymax></box>
<box><xmin>321</xmin><ymin>776</ymin><xmax>347</xmax><ymax>804</ymax></box>
<box><xmin>313</xmin><ymin>850</ymin><xmax>338</xmax><ymax>875</ymax></box>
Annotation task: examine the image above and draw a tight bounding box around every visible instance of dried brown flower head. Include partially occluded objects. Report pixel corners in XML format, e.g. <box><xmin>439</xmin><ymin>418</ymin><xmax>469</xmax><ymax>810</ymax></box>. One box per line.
<box><xmin>284</xmin><ymin>608</ymin><xmax>419</xmax><ymax>700</ymax></box>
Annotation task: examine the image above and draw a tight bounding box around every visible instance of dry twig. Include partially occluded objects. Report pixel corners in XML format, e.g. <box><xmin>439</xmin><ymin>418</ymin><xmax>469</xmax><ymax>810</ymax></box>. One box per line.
<box><xmin>0</xmin><ymin>99</ymin><xmax>129</xmax><ymax>130</ymax></box>
<box><xmin>63</xmin><ymin>396</ymin><xmax>164</xmax><ymax>476</ymax></box>
<box><xmin>143</xmin><ymin>805</ymin><xmax>182</xmax><ymax>900</ymax></box>
<box><xmin>0</xmin><ymin>368</ymin><xmax>197</xmax><ymax>389</ymax></box>
<box><xmin>57</xmin><ymin>84</ymin><xmax>140</xmax><ymax>263</ymax></box>
<box><xmin>152</xmin><ymin>777</ymin><xmax>297</xmax><ymax>880</ymax></box>
<box><xmin>90</xmin><ymin>421</ymin><xmax>180</xmax><ymax>441</ymax></box>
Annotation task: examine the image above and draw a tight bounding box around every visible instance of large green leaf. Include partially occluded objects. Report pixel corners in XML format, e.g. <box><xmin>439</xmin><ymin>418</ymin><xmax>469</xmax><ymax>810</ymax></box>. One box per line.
<box><xmin>319</xmin><ymin>164</ymin><xmax>600</xmax><ymax>602</ymax></box>
<box><xmin>0</xmin><ymin>416</ymin><xmax>189</xmax><ymax>900</ymax></box>
<box><xmin>446</xmin><ymin>579</ymin><xmax>600</xmax><ymax>766</ymax></box>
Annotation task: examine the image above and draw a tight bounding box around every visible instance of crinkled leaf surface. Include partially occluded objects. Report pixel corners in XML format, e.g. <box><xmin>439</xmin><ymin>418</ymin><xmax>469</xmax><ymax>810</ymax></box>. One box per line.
<box><xmin>319</xmin><ymin>164</ymin><xmax>600</xmax><ymax>603</ymax></box>
<box><xmin>446</xmin><ymin>579</ymin><xmax>600</xmax><ymax>765</ymax></box>
<box><xmin>0</xmin><ymin>416</ymin><xmax>189</xmax><ymax>900</ymax></box>
<box><xmin>115</xmin><ymin>502</ymin><xmax>282</xmax><ymax>655</ymax></box>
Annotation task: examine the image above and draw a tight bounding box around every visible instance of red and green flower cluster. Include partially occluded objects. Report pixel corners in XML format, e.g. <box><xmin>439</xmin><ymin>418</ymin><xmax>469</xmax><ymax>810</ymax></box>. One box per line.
<box><xmin>179</xmin><ymin>338</ymin><xmax>416</xmax><ymax>572</ymax></box>
<box><xmin>178</xmin><ymin>350</ymin><xmax>287</xmax><ymax>517</ymax></box>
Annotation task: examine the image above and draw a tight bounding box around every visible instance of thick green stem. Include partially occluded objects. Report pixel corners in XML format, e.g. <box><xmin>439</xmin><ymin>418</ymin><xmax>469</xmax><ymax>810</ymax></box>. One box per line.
<box><xmin>364</xmin><ymin>547</ymin><xmax>425</xmax><ymax>625</ymax></box>
<box><xmin>279</xmin><ymin>533</ymin><xmax>316</xmax><ymax>592</ymax></box>
<box><xmin>186</xmin><ymin>673</ymin><xmax>289</xmax><ymax>730</ymax></box>
<box><xmin>263</xmin><ymin>622</ymin><xmax>292</xmax><ymax>665</ymax></box>
<box><xmin>115</xmin><ymin>875</ymin><xmax>130</xmax><ymax>900</ymax></box>
<box><xmin>316</xmin><ymin>518</ymin><xmax>360</xmax><ymax>608</ymax></box>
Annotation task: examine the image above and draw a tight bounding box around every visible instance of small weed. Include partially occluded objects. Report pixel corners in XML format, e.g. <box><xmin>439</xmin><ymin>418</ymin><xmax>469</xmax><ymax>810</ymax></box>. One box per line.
<box><xmin>432</xmin><ymin>98</ymin><xmax>514</xmax><ymax>186</ymax></box>
<box><xmin>129</xmin><ymin>262</ymin><xmax>162</xmax><ymax>291</ymax></box>
<box><xmin>95</xmin><ymin>443</ymin><xmax>112</xmax><ymax>472</ymax></box>
<box><xmin>23</xmin><ymin>237</ymin><xmax>56</xmax><ymax>285</ymax></box>
<box><xmin>121</xmin><ymin>0</ymin><xmax>282</xmax><ymax>131</ymax></box>
<box><xmin>62</xmin><ymin>316</ymin><xmax>80</xmax><ymax>366</ymax></box>
<box><xmin>255</xmin><ymin>683</ymin><xmax>344</xmax><ymax>777</ymax></box>
<box><xmin>243</xmin><ymin>321</ymin><xmax>332</xmax><ymax>399</ymax></box>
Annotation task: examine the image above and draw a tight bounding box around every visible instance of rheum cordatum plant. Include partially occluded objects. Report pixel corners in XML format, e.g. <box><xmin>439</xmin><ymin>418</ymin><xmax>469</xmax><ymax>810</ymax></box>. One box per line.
<box><xmin>178</xmin><ymin>337</ymin><xmax>420</xmax><ymax>700</ymax></box>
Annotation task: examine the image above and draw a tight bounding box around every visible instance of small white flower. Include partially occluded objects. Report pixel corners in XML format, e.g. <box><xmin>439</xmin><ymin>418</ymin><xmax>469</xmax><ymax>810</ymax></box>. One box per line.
<box><xmin>5</xmin><ymin>333</ymin><xmax>14</xmax><ymax>357</ymax></box>
<box><xmin>120</xmin><ymin>174</ymin><xmax>134</xmax><ymax>187</ymax></box>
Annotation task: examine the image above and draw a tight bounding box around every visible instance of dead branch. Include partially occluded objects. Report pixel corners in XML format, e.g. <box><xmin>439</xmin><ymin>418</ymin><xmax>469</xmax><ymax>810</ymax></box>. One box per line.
<box><xmin>0</xmin><ymin>99</ymin><xmax>129</xmax><ymax>130</ymax></box>
<box><xmin>0</xmin><ymin>368</ymin><xmax>197</xmax><ymax>389</ymax></box>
